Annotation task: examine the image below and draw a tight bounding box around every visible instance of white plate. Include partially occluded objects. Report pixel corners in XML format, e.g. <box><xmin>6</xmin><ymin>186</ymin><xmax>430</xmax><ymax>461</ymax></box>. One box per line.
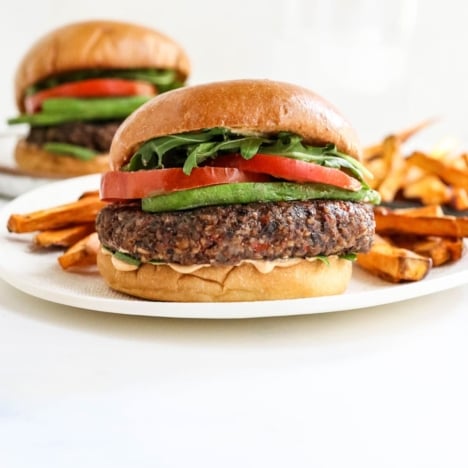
<box><xmin>0</xmin><ymin>174</ymin><xmax>467</xmax><ymax>319</ymax></box>
<box><xmin>0</xmin><ymin>131</ymin><xmax>57</xmax><ymax>198</ymax></box>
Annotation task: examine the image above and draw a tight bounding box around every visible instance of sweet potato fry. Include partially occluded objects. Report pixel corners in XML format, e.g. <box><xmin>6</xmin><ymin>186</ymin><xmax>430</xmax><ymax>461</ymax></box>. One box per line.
<box><xmin>363</xmin><ymin>143</ymin><xmax>383</xmax><ymax>162</ymax></box>
<box><xmin>389</xmin><ymin>235</ymin><xmax>464</xmax><ymax>266</ymax></box>
<box><xmin>363</xmin><ymin>118</ymin><xmax>437</xmax><ymax>161</ymax></box>
<box><xmin>375</xmin><ymin>210</ymin><xmax>468</xmax><ymax>237</ymax></box>
<box><xmin>78</xmin><ymin>190</ymin><xmax>100</xmax><ymax>200</ymax></box>
<box><xmin>34</xmin><ymin>223</ymin><xmax>96</xmax><ymax>248</ymax></box>
<box><xmin>395</xmin><ymin>117</ymin><xmax>438</xmax><ymax>145</ymax></box>
<box><xmin>450</xmin><ymin>188</ymin><xmax>468</xmax><ymax>211</ymax></box>
<box><xmin>357</xmin><ymin>235</ymin><xmax>432</xmax><ymax>282</ymax></box>
<box><xmin>363</xmin><ymin>157</ymin><xmax>387</xmax><ymax>188</ymax></box>
<box><xmin>58</xmin><ymin>232</ymin><xmax>100</xmax><ymax>270</ymax></box>
<box><xmin>377</xmin><ymin>135</ymin><xmax>407</xmax><ymax>202</ymax></box>
<box><xmin>406</xmin><ymin>151</ymin><xmax>468</xmax><ymax>188</ymax></box>
<box><xmin>7</xmin><ymin>197</ymin><xmax>106</xmax><ymax>233</ymax></box>
<box><xmin>393</xmin><ymin>204</ymin><xmax>445</xmax><ymax>217</ymax></box>
<box><xmin>462</xmin><ymin>153</ymin><xmax>468</xmax><ymax>168</ymax></box>
<box><xmin>402</xmin><ymin>174</ymin><xmax>452</xmax><ymax>206</ymax></box>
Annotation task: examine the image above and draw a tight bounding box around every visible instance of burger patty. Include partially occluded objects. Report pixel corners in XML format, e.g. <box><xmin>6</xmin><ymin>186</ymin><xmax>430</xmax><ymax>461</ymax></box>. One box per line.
<box><xmin>96</xmin><ymin>200</ymin><xmax>375</xmax><ymax>266</ymax></box>
<box><xmin>26</xmin><ymin>121</ymin><xmax>122</xmax><ymax>152</ymax></box>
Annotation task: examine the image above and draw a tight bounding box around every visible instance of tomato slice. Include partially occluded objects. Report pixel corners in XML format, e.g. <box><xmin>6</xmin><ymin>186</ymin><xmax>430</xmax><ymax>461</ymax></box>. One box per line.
<box><xmin>100</xmin><ymin>167</ymin><xmax>271</xmax><ymax>201</ymax></box>
<box><xmin>25</xmin><ymin>78</ymin><xmax>156</xmax><ymax>113</ymax></box>
<box><xmin>211</xmin><ymin>153</ymin><xmax>362</xmax><ymax>191</ymax></box>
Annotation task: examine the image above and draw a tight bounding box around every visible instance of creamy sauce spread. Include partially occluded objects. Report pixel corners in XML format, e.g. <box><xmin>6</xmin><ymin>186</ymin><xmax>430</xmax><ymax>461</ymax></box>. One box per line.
<box><xmin>102</xmin><ymin>247</ymin><xmax>328</xmax><ymax>274</ymax></box>
<box><xmin>102</xmin><ymin>247</ymin><xmax>140</xmax><ymax>272</ymax></box>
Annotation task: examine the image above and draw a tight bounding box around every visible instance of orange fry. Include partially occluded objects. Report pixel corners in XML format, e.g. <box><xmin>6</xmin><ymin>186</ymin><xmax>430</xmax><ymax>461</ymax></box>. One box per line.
<box><xmin>389</xmin><ymin>235</ymin><xmax>464</xmax><ymax>266</ymax></box>
<box><xmin>357</xmin><ymin>235</ymin><xmax>432</xmax><ymax>283</ymax></box>
<box><xmin>395</xmin><ymin>117</ymin><xmax>438</xmax><ymax>144</ymax></box>
<box><xmin>58</xmin><ymin>233</ymin><xmax>100</xmax><ymax>270</ymax></box>
<box><xmin>451</xmin><ymin>188</ymin><xmax>468</xmax><ymax>211</ymax></box>
<box><xmin>363</xmin><ymin>118</ymin><xmax>437</xmax><ymax>161</ymax></box>
<box><xmin>406</xmin><ymin>151</ymin><xmax>468</xmax><ymax>188</ymax></box>
<box><xmin>375</xmin><ymin>210</ymin><xmax>468</xmax><ymax>237</ymax></box>
<box><xmin>7</xmin><ymin>197</ymin><xmax>106</xmax><ymax>233</ymax></box>
<box><xmin>34</xmin><ymin>223</ymin><xmax>96</xmax><ymax>248</ymax></box>
<box><xmin>393</xmin><ymin>204</ymin><xmax>445</xmax><ymax>217</ymax></box>
<box><xmin>78</xmin><ymin>190</ymin><xmax>100</xmax><ymax>200</ymax></box>
<box><xmin>402</xmin><ymin>174</ymin><xmax>452</xmax><ymax>206</ymax></box>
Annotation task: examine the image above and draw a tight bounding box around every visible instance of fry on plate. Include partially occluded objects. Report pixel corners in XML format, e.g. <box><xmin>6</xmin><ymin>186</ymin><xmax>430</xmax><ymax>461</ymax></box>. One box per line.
<box><xmin>374</xmin><ymin>209</ymin><xmax>468</xmax><ymax>238</ymax></box>
<box><xmin>363</xmin><ymin>120</ymin><xmax>468</xmax><ymax>213</ymax></box>
<box><xmin>357</xmin><ymin>203</ymin><xmax>466</xmax><ymax>282</ymax></box>
<box><xmin>7</xmin><ymin>195</ymin><xmax>106</xmax><ymax>233</ymax></box>
<box><xmin>58</xmin><ymin>232</ymin><xmax>100</xmax><ymax>270</ymax></box>
<box><xmin>356</xmin><ymin>234</ymin><xmax>432</xmax><ymax>283</ymax></box>
<box><xmin>6</xmin><ymin>190</ymin><xmax>106</xmax><ymax>271</ymax></box>
<box><xmin>34</xmin><ymin>223</ymin><xmax>96</xmax><ymax>248</ymax></box>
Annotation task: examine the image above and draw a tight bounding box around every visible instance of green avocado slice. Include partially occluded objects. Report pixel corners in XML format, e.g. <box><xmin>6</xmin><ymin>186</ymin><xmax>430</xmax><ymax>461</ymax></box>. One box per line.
<box><xmin>142</xmin><ymin>182</ymin><xmax>381</xmax><ymax>212</ymax></box>
<box><xmin>7</xmin><ymin>96</ymin><xmax>150</xmax><ymax>126</ymax></box>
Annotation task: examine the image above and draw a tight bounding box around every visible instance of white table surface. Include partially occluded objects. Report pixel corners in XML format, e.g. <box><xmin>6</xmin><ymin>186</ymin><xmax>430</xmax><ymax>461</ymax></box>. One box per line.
<box><xmin>0</xmin><ymin>194</ymin><xmax>467</xmax><ymax>468</ymax></box>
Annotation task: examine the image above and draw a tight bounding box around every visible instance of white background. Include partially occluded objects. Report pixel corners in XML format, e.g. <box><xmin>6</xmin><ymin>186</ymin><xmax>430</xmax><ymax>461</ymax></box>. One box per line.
<box><xmin>1</xmin><ymin>0</ymin><xmax>468</xmax><ymax>147</ymax></box>
<box><xmin>1</xmin><ymin>2</ymin><xmax>468</xmax><ymax>467</ymax></box>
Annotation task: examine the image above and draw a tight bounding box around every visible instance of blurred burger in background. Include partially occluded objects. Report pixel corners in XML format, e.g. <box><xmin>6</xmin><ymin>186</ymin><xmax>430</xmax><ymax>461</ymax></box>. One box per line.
<box><xmin>7</xmin><ymin>19</ymin><xmax>190</xmax><ymax>178</ymax></box>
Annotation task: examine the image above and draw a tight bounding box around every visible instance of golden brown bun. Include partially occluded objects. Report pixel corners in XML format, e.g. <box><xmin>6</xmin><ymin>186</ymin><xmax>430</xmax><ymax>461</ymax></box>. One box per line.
<box><xmin>97</xmin><ymin>250</ymin><xmax>352</xmax><ymax>302</ymax></box>
<box><xmin>15</xmin><ymin>20</ymin><xmax>191</xmax><ymax>111</ymax></box>
<box><xmin>110</xmin><ymin>79</ymin><xmax>361</xmax><ymax>170</ymax></box>
<box><xmin>14</xmin><ymin>139</ymin><xmax>110</xmax><ymax>178</ymax></box>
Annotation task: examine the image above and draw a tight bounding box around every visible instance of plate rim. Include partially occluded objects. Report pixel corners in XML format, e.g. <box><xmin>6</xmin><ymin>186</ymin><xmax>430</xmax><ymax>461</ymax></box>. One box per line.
<box><xmin>1</xmin><ymin>174</ymin><xmax>467</xmax><ymax>319</ymax></box>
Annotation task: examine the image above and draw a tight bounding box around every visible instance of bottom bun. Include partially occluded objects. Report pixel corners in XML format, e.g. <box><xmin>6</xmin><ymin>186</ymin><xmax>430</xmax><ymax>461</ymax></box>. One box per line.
<box><xmin>97</xmin><ymin>250</ymin><xmax>353</xmax><ymax>302</ymax></box>
<box><xmin>14</xmin><ymin>139</ymin><xmax>110</xmax><ymax>178</ymax></box>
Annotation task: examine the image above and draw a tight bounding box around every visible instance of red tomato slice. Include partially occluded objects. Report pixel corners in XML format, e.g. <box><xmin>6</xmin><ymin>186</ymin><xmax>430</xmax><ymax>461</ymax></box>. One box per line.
<box><xmin>211</xmin><ymin>153</ymin><xmax>362</xmax><ymax>191</ymax></box>
<box><xmin>100</xmin><ymin>167</ymin><xmax>271</xmax><ymax>201</ymax></box>
<box><xmin>25</xmin><ymin>78</ymin><xmax>156</xmax><ymax>113</ymax></box>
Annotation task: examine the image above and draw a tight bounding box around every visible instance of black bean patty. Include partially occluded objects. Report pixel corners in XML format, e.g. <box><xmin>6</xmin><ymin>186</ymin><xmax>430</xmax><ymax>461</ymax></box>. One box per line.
<box><xmin>96</xmin><ymin>200</ymin><xmax>375</xmax><ymax>266</ymax></box>
<box><xmin>26</xmin><ymin>121</ymin><xmax>122</xmax><ymax>152</ymax></box>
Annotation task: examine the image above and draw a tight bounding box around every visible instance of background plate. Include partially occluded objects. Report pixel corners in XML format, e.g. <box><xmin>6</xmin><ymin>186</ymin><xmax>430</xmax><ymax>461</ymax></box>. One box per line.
<box><xmin>0</xmin><ymin>174</ymin><xmax>467</xmax><ymax>319</ymax></box>
<box><xmin>0</xmin><ymin>131</ymin><xmax>57</xmax><ymax>198</ymax></box>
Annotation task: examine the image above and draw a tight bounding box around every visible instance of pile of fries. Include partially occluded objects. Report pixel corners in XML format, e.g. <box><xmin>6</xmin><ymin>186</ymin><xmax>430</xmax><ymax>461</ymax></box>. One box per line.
<box><xmin>363</xmin><ymin>118</ymin><xmax>468</xmax><ymax>211</ymax></box>
<box><xmin>358</xmin><ymin>120</ymin><xmax>468</xmax><ymax>282</ymax></box>
<box><xmin>7</xmin><ymin>190</ymin><xmax>106</xmax><ymax>270</ymax></box>
<box><xmin>357</xmin><ymin>204</ymin><xmax>467</xmax><ymax>282</ymax></box>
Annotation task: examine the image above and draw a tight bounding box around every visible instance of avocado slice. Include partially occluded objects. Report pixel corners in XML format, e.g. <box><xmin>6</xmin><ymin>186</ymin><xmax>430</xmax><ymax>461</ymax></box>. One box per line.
<box><xmin>141</xmin><ymin>182</ymin><xmax>381</xmax><ymax>212</ymax></box>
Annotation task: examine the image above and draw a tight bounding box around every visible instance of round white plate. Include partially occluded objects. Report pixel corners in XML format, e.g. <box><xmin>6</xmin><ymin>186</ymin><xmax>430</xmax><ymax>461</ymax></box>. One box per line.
<box><xmin>0</xmin><ymin>131</ymin><xmax>57</xmax><ymax>198</ymax></box>
<box><xmin>0</xmin><ymin>174</ymin><xmax>467</xmax><ymax>319</ymax></box>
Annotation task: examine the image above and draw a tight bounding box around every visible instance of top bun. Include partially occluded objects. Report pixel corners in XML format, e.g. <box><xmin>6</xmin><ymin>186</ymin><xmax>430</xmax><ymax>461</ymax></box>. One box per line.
<box><xmin>15</xmin><ymin>20</ymin><xmax>191</xmax><ymax>112</ymax></box>
<box><xmin>109</xmin><ymin>79</ymin><xmax>361</xmax><ymax>170</ymax></box>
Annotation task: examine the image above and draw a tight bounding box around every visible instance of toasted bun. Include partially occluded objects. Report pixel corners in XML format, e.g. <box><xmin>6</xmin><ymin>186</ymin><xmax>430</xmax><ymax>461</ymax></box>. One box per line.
<box><xmin>110</xmin><ymin>79</ymin><xmax>361</xmax><ymax>170</ymax></box>
<box><xmin>97</xmin><ymin>250</ymin><xmax>352</xmax><ymax>302</ymax></box>
<box><xmin>14</xmin><ymin>139</ymin><xmax>109</xmax><ymax>178</ymax></box>
<box><xmin>15</xmin><ymin>20</ymin><xmax>191</xmax><ymax>111</ymax></box>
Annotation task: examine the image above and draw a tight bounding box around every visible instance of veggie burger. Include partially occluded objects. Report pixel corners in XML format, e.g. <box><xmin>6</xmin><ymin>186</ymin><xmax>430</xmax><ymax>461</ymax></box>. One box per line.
<box><xmin>96</xmin><ymin>79</ymin><xmax>380</xmax><ymax>302</ymax></box>
<box><xmin>8</xmin><ymin>19</ymin><xmax>190</xmax><ymax>178</ymax></box>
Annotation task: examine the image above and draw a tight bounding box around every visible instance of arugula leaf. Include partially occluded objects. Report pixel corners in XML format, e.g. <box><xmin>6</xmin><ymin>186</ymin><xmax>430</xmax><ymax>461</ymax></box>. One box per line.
<box><xmin>257</xmin><ymin>133</ymin><xmax>372</xmax><ymax>181</ymax></box>
<box><xmin>123</xmin><ymin>127</ymin><xmax>371</xmax><ymax>185</ymax></box>
<box><xmin>183</xmin><ymin>136</ymin><xmax>266</xmax><ymax>174</ymax></box>
<box><xmin>316</xmin><ymin>253</ymin><xmax>357</xmax><ymax>263</ymax></box>
<box><xmin>113</xmin><ymin>251</ymin><xmax>141</xmax><ymax>266</ymax></box>
<box><xmin>124</xmin><ymin>128</ymin><xmax>228</xmax><ymax>171</ymax></box>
